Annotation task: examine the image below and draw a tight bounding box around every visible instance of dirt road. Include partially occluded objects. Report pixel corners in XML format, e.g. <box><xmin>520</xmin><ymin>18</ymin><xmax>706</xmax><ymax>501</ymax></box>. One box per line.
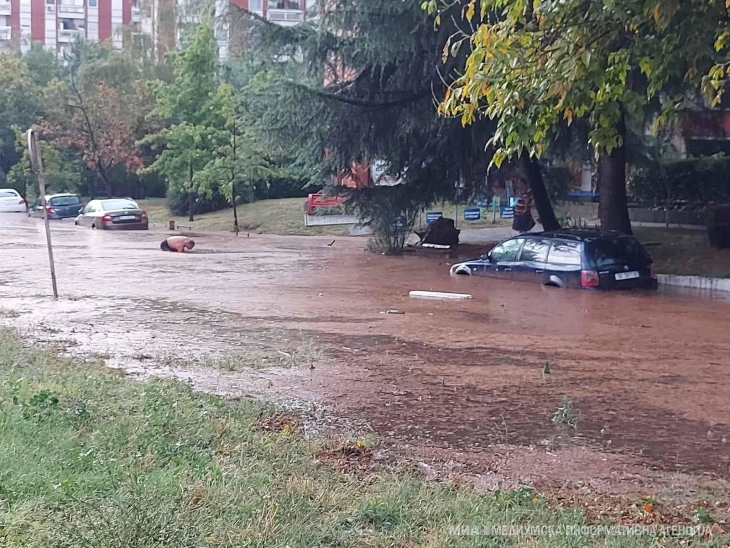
<box><xmin>2</xmin><ymin>214</ymin><xmax>730</xmax><ymax>513</ymax></box>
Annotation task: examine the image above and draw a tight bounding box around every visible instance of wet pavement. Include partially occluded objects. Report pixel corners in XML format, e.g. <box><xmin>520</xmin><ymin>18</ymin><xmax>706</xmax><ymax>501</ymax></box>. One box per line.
<box><xmin>2</xmin><ymin>213</ymin><xmax>730</xmax><ymax>507</ymax></box>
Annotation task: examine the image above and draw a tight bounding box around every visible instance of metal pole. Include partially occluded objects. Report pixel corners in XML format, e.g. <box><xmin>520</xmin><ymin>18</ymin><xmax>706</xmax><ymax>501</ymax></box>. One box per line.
<box><xmin>28</xmin><ymin>129</ymin><xmax>58</xmax><ymax>299</ymax></box>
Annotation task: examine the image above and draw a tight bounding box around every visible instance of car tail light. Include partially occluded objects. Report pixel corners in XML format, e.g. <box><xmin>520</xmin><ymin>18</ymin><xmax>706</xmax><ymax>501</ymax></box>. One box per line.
<box><xmin>101</xmin><ymin>214</ymin><xmax>112</xmax><ymax>222</ymax></box>
<box><xmin>19</xmin><ymin>199</ymin><xmax>26</xmax><ymax>205</ymax></box>
<box><xmin>581</xmin><ymin>270</ymin><xmax>600</xmax><ymax>288</ymax></box>
<box><xmin>46</xmin><ymin>206</ymin><xmax>56</xmax><ymax>215</ymax></box>
<box><xmin>141</xmin><ymin>212</ymin><xmax>148</xmax><ymax>220</ymax></box>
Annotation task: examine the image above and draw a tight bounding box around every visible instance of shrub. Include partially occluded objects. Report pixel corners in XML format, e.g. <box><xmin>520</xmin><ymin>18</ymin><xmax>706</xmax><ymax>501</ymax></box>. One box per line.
<box><xmin>629</xmin><ymin>156</ymin><xmax>730</xmax><ymax>206</ymax></box>
<box><xmin>167</xmin><ymin>187</ymin><xmax>230</xmax><ymax>217</ymax></box>
<box><xmin>347</xmin><ymin>186</ymin><xmax>422</xmax><ymax>255</ymax></box>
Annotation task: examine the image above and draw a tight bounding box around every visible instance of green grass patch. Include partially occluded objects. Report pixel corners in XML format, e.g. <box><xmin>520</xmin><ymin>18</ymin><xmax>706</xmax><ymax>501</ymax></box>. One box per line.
<box><xmin>0</xmin><ymin>330</ymin><xmax>721</xmax><ymax>547</ymax></box>
<box><xmin>634</xmin><ymin>227</ymin><xmax>730</xmax><ymax>278</ymax></box>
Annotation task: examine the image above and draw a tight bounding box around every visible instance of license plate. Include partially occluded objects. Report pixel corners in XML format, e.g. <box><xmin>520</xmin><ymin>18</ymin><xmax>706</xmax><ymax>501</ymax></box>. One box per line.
<box><xmin>118</xmin><ymin>215</ymin><xmax>137</xmax><ymax>221</ymax></box>
<box><xmin>615</xmin><ymin>271</ymin><xmax>640</xmax><ymax>281</ymax></box>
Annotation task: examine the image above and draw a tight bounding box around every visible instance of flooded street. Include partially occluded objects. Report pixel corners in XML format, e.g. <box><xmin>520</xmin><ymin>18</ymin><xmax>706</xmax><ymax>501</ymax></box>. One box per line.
<box><xmin>2</xmin><ymin>213</ymin><xmax>730</xmax><ymax>511</ymax></box>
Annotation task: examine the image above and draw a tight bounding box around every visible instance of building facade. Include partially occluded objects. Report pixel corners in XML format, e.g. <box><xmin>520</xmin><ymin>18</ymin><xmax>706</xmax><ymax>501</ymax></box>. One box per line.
<box><xmin>0</xmin><ymin>0</ymin><xmax>310</xmax><ymax>58</ymax></box>
<box><xmin>0</xmin><ymin>0</ymin><xmax>149</xmax><ymax>55</ymax></box>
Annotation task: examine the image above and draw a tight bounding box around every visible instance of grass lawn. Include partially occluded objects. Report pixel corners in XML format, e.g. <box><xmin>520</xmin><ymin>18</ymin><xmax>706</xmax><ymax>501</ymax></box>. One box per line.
<box><xmin>634</xmin><ymin>227</ymin><xmax>730</xmax><ymax>278</ymax></box>
<box><xmin>138</xmin><ymin>198</ymin><xmax>511</xmax><ymax>237</ymax></box>
<box><xmin>0</xmin><ymin>331</ymin><xmax>717</xmax><ymax>547</ymax></box>
<box><xmin>138</xmin><ymin>197</ymin><xmax>352</xmax><ymax>237</ymax></box>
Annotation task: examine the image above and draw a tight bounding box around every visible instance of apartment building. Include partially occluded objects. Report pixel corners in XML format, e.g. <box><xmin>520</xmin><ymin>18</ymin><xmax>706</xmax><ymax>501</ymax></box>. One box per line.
<box><xmin>0</xmin><ymin>0</ymin><xmax>310</xmax><ymax>59</ymax></box>
<box><xmin>216</xmin><ymin>0</ymin><xmax>312</xmax><ymax>58</ymax></box>
<box><xmin>0</xmin><ymin>0</ymin><xmax>149</xmax><ymax>55</ymax></box>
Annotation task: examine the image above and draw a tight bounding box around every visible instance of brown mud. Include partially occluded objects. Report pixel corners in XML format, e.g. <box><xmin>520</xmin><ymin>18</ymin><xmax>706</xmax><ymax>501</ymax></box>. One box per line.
<box><xmin>2</xmin><ymin>214</ymin><xmax>730</xmax><ymax>522</ymax></box>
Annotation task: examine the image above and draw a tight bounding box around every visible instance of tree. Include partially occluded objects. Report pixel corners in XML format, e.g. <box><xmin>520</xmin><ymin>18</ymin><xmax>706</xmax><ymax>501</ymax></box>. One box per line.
<box><xmin>434</xmin><ymin>0</ymin><xmax>724</xmax><ymax>234</ymax></box>
<box><xmin>0</xmin><ymin>55</ymin><xmax>43</xmax><ymax>180</ymax></box>
<box><xmin>144</xmin><ymin>22</ymin><xmax>224</xmax><ymax>221</ymax></box>
<box><xmin>235</xmin><ymin>0</ymin><xmax>507</xmax><ymax>253</ymax></box>
<box><xmin>23</xmin><ymin>43</ymin><xmax>60</xmax><ymax>87</ymax></box>
<box><xmin>195</xmin><ymin>83</ymin><xmax>275</xmax><ymax>233</ymax></box>
<box><xmin>6</xmin><ymin>126</ymin><xmax>80</xmax><ymax>201</ymax></box>
<box><xmin>42</xmin><ymin>41</ymin><xmax>156</xmax><ymax>197</ymax></box>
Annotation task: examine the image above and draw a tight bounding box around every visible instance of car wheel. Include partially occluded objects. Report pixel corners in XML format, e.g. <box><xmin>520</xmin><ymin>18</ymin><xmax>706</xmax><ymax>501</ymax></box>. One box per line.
<box><xmin>453</xmin><ymin>266</ymin><xmax>472</xmax><ymax>276</ymax></box>
<box><xmin>91</xmin><ymin>224</ymin><xmax>96</xmax><ymax>229</ymax></box>
<box><xmin>74</xmin><ymin>220</ymin><xmax>78</xmax><ymax>226</ymax></box>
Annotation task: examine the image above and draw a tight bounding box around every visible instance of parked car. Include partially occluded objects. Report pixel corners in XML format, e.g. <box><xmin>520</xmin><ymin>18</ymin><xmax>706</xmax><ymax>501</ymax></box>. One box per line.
<box><xmin>75</xmin><ymin>198</ymin><xmax>149</xmax><ymax>230</ymax></box>
<box><xmin>450</xmin><ymin>229</ymin><xmax>657</xmax><ymax>290</ymax></box>
<box><xmin>0</xmin><ymin>188</ymin><xmax>27</xmax><ymax>213</ymax></box>
<box><xmin>28</xmin><ymin>194</ymin><xmax>84</xmax><ymax>219</ymax></box>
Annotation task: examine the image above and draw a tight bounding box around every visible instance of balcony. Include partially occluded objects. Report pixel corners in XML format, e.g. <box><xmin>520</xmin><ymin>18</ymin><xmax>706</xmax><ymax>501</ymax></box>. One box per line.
<box><xmin>131</xmin><ymin>6</ymin><xmax>141</xmax><ymax>22</ymax></box>
<box><xmin>0</xmin><ymin>1</ymin><xmax>11</xmax><ymax>16</ymax></box>
<box><xmin>58</xmin><ymin>4</ymin><xmax>86</xmax><ymax>18</ymax></box>
<box><xmin>267</xmin><ymin>8</ymin><xmax>304</xmax><ymax>24</ymax></box>
<box><xmin>58</xmin><ymin>28</ymin><xmax>84</xmax><ymax>42</ymax></box>
<box><xmin>0</xmin><ymin>26</ymin><xmax>10</xmax><ymax>41</ymax></box>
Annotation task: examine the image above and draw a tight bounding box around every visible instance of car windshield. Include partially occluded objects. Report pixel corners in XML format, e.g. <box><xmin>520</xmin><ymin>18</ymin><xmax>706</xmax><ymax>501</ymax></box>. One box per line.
<box><xmin>0</xmin><ymin>190</ymin><xmax>19</xmax><ymax>198</ymax></box>
<box><xmin>101</xmin><ymin>200</ymin><xmax>139</xmax><ymax>211</ymax></box>
<box><xmin>50</xmin><ymin>196</ymin><xmax>81</xmax><ymax>206</ymax></box>
<box><xmin>585</xmin><ymin>237</ymin><xmax>652</xmax><ymax>268</ymax></box>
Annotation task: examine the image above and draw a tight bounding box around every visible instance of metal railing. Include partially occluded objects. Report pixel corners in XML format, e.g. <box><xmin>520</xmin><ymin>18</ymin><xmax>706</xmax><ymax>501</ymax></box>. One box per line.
<box><xmin>267</xmin><ymin>8</ymin><xmax>304</xmax><ymax>22</ymax></box>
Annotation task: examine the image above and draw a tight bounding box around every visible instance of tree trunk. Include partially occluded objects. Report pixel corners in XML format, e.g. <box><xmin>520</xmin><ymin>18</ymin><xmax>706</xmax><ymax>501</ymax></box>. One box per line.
<box><xmin>188</xmin><ymin>162</ymin><xmax>195</xmax><ymax>222</ymax></box>
<box><xmin>97</xmin><ymin>160</ymin><xmax>112</xmax><ymax>198</ymax></box>
<box><xmin>520</xmin><ymin>154</ymin><xmax>560</xmax><ymax>231</ymax></box>
<box><xmin>598</xmin><ymin>118</ymin><xmax>632</xmax><ymax>234</ymax></box>
<box><xmin>232</xmin><ymin>181</ymin><xmax>239</xmax><ymax>235</ymax></box>
<box><xmin>232</xmin><ymin>127</ymin><xmax>239</xmax><ymax>235</ymax></box>
<box><xmin>87</xmin><ymin>168</ymin><xmax>95</xmax><ymax>199</ymax></box>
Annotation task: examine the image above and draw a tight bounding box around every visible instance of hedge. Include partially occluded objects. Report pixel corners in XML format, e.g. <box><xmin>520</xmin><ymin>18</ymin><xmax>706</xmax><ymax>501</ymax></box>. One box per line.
<box><xmin>629</xmin><ymin>156</ymin><xmax>730</xmax><ymax>206</ymax></box>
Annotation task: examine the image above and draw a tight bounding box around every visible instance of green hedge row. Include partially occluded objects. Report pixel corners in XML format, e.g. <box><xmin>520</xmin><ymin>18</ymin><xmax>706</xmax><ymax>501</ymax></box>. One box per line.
<box><xmin>630</xmin><ymin>156</ymin><xmax>730</xmax><ymax>205</ymax></box>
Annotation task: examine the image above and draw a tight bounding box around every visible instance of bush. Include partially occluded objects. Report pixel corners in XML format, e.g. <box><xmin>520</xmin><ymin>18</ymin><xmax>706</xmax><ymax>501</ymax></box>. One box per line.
<box><xmin>347</xmin><ymin>186</ymin><xmax>422</xmax><ymax>255</ymax></box>
<box><xmin>254</xmin><ymin>176</ymin><xmax>321</xmax><ymax>200</ymax></box>
<box><xmin>629</xmin><ymin>156</ymin><xmax>730</xmax><ymax>206</ymax></box>
<box><xmin>167</xmin><ymin>187</ymin><xmax>230</xmax><ymax>216</ymax></box>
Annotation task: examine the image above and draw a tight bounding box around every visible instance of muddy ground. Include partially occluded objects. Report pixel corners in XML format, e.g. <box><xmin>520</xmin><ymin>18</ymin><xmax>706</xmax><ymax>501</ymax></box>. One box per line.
<box><xmin>1</xmin><ymin>214</ymin><xmax>730</xmax><ymax>523</ymax></box>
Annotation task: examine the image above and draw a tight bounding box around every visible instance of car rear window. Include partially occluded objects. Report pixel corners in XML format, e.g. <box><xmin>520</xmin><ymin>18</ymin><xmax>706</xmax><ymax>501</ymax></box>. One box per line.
<box><xmin>585</xmin><ymin>237</ymin><xmax>651</xmax><ymax>268</ymax></box>
<box><xmin>101</xmin><ymin>199</ymin><xmax>139</xmax><ymax>211</ymax></box>
<box><xmin>0</xmin><ymin>190</ymin><xmax>19</xmax><ymax>198</ymax></box>
<box><xmin>50</xmin><ymin>196</ymin><xmax>81</xmax><ymax>206</ymax></box>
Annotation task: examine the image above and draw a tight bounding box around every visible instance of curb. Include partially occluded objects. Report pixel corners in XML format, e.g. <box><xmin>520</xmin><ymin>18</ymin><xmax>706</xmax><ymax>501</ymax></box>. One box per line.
<box><xmin>657</xmin><ymin>274</ymin><xmax>730</xmax><ymax>293</ymax></box>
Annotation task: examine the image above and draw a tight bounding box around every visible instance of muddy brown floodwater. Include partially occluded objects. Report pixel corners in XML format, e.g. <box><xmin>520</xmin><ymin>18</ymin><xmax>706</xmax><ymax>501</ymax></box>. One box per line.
<box><xmin>2</xmin><ymin>214</ymin><xmax>730</xmax><ymax>522</ymax></box>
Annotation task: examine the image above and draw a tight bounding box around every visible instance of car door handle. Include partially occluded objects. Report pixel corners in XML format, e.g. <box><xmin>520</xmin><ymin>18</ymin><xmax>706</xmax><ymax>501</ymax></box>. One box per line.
<box><xmin>535</xmin><ymin>269</ymin><xmax>544</xmax><ymax>274</ymax></box>
<box><xmin>502</xmin><ymin>267</ymin><xmax>512</xmax><ymax>272</ymax></box>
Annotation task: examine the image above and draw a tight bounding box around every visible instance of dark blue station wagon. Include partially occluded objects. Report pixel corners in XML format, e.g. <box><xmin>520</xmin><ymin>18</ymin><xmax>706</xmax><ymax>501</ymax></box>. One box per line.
<box><xmin>450</xmin><ymin>229</ymin><xmax>657</xmax><ymax>290</ymax></box>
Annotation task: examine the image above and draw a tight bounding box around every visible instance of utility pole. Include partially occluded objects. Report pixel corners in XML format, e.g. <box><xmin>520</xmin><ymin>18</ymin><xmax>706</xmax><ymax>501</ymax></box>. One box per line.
<box><xmin>27</xmin><ymin>129</ymin><xmax>59</xmax><ymax>299</ymax></box>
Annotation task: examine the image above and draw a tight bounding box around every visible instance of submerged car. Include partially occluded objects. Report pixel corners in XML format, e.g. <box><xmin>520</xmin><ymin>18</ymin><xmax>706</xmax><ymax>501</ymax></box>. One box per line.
<box><xmin>75</xmin><ymin>198</ymin><xmax>149</xmax><ymax>230</ymax></box>
<box><xmin>450</xmin><ymin>229</ymin><xmax>657</xmax><ymax>290</ymax></box>
<box><xmin>0</xmin><ymin>188</ymin><xmax>27</xmax><ymax>213</ymax></box>
<box><xmin>28</xmin><ymin>194</ymin><xmax>83</xmax><ymax>219</ymax></box>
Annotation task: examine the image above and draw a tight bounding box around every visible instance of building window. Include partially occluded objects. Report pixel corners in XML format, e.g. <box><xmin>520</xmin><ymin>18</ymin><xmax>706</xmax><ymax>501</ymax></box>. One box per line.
<box><xmin>249</xmin><ymin>0</ymin><xmax>262</xmax><ymax>10</ymax></box>
<box><xmin>268</xmin><ymin>0</ymin><xmax>300</xmax><ymax>9</ymax></box>
<box><xmin>46</xmin><ymin>0</ymin><xmax>55</xmax><ymax>5</ymax></box>
<box><xmin>89</xmin><ymin>0</ymin><xmax>97</xmax><ymax>6</ymax></box>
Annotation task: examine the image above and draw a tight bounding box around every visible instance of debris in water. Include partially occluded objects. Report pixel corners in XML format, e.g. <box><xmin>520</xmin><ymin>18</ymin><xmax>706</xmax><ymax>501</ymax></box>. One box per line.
<box><xmin>381</xmin><ymin>309</ymin><xmax>405</xmax><ymax>315</ymax></box>
<box><xmin>409</xmin><ymin>290</ymin><xmax>472</xmax><ymax>300</ymax></box>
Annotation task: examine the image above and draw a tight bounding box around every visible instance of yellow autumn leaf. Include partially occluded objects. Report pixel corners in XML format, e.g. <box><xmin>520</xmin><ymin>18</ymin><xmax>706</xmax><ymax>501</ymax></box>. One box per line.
<box><xmin>564</xmin><ymin>109</ymin><xmax>574</xmax><ymax>125</ymax></box>
<box><xmin>356</xmin><ymin>440</ymin><xmax>365</xmax><ymax>448</ymax></box>
<box><xmin>282</xmin><ymin>425</ymin><xmax>291</xmax><ymax>436</ymax></box>
<box><xmin>466</xmin><ymin>1</ymin><xmax>475</xmax><ymax>21</ymax></box>
<box><xmin>726</xmin><ymin>0</ymin><xmax>730</xmax><ymax>9</ymax></box>
<box><xmin>653</xmin><ymin>4</ymin><xmax>660</xmax><ymax>24</ymax></box>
